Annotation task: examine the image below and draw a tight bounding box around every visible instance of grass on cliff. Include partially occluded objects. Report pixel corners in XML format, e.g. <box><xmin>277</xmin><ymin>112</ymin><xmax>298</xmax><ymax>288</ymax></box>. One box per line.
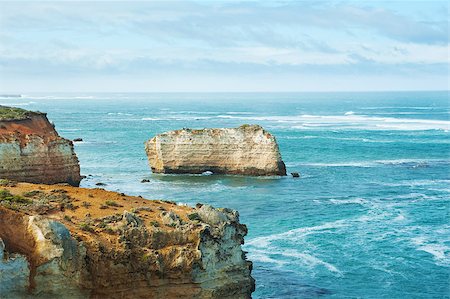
<box><xmin>0</xmin><ymin>189</ymin><xmax>32</xmax><ymax>211</ymax></box>
<box><xmin>0</xmin><ymin>106</ymin><xmax>39</xmax><ymax>120</ymax></box>
<box><xmin>0</xmin><ymin>189</ymin><xmax>30</xmax><ymax>204</ymax></box>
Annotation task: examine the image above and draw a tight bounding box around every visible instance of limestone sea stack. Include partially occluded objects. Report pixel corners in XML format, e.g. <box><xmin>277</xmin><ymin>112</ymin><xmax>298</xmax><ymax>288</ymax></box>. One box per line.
<box><xmin>0</xmin><ymin>106</ymin><xmax>81</xmax><ymax>186</ymax></box>
<box><xmin>0</xmin><ymin>182</ymin><xmax>255</xmax><ymax>298</ymax></box>
<box><xmin>145</xmin><ymin>124</ymin><xmax>287</xmax><ymax>176</ymax></box>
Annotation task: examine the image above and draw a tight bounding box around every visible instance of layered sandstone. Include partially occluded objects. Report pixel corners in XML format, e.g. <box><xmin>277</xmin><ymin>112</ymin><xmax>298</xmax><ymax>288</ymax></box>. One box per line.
<box><xmin>0</xmin><ymin>182</ymin><xmax>255</xmax><ymax>298</ymax></box>
<box><xmin>0</xmin><ymin>106</ymin><xmax>81</xmax><ymax>186</ymax></box>
<box><xmin>145</xmin><ymin>124</ymin><xmax>286</xmax><ymax>176</ymax></box>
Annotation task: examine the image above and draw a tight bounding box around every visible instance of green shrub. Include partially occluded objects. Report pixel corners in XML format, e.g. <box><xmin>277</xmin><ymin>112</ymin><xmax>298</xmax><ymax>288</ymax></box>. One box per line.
<box><xmin>150</xmin><ymin>221</ymin><xmax>160</xmax><ymax>227</ymax></box>
<box><xmin>0</xmin><ymin>179</ymin><xmax>16</xmax><ymax>187</ymax></box>
<box><xmin>187</xmin><ymin>212</ymin><xmax>201</xmax><ymax>221</ymax></box>
<box><xmin>81</xmin><ymin>201</ymin><xmax>91</xmax><ymax>208</ymax></box>
<box><xmin>105</xmin><ymin>200</ymin><xmax>121</xmax><ymax>207</ymax></box>
<box><xmin>0</xmin><ymin>189</ymin><xmax>31</xmax><ymax>204</ymax></box>
<box><xmin>0</xmin><ymin>106</ymin><xmax>36</xmax><ymax>120</ymax></box>
<box><xmin>79</xmin><ymin>222</ymin><xmax>94</xmax><ymax>233</ymax></box>
<box><xmin>97</xmin><ymin>222</ymin><xmax>107</xmax><ymax>229</ymax></box>
<box><xmin>22</xmin><ymin>190</ymin><xmax>42</xmax><ymax>197</ymax></box>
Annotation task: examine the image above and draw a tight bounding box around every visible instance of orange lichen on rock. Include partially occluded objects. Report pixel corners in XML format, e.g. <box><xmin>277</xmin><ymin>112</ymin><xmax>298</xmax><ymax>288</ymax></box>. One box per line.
<box><xmin>0</xmin><ymin>106</ymin><xmax>81</xmax><ymax>186</ymax></box>
<box><xmin>0</xmin><ymin>182</ymin><xmax>254</xmax><ymax>299</ymax></box>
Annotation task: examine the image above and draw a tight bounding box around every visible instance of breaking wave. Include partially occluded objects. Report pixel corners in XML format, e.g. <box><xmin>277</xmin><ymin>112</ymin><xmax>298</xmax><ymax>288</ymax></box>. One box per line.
<box><xmin>216</xmin><ymin>113</ymin><xmax>450</xmax><ymax>131</ymax></box>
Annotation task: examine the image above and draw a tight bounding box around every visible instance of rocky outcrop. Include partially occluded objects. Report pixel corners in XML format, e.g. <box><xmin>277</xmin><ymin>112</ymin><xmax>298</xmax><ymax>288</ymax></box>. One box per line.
<box><xmin>0</xmin><ymin>106</ymin><xmax>81</xmax><ymax>186</ymax></box>
<box><xmin>145</xmin><ymin>124</ymin><xmax>286</xmax><ymax>176</ymax></box>
<box><xmin>0</xmin><ymin>183</ymin><xmax>254</xmax><ymax>298</ymax></box>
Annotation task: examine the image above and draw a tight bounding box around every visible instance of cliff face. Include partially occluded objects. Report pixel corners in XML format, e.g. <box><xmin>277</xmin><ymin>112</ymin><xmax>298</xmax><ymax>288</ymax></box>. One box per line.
<box><xmin>0</xmin><ymin>183</ymin><xmax>255</xmax><ymax>298</ymax></box>
<box><xmin>0</xmin><ymin>106</ymin><xmax>81</xmax><ymax>186</ymax></box>
<box><xmin>145</xmin><ymin>124</ymin><xmax>286</xmax><ymax>176</ymax></box>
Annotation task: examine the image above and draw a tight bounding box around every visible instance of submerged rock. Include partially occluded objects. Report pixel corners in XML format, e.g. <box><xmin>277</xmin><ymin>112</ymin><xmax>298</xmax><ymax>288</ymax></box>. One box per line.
<box><xmin>145</xmin><ymin>124</ymin><xmax>286</xmax><ymax>176</ymax></box>
<box><xmin>0</xmin><ymin>106</ymin><xmax>81</xmax><ymax>186</ymax></box>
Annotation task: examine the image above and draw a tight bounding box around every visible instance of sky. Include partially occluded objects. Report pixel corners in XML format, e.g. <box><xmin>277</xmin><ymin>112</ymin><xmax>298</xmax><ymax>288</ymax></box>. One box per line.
<box><xmin>0</xmin><ymin>1</ymin><xmax>448</xmax><ymax>92</ymax></box>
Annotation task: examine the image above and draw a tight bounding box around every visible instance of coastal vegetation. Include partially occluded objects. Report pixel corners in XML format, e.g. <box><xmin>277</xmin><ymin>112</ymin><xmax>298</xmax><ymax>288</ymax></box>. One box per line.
<box><xmin>0</xmin><ymin>106</ymin><xmax>39</xmax><ymax>120</ymax></box>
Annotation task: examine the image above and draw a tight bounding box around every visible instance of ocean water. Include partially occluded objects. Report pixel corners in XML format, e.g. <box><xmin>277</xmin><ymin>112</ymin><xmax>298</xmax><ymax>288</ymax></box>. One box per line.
<box><xmin>2</xmin><ymin>91</ymin><xmax>449</xmax><ymax>298</ymax></box>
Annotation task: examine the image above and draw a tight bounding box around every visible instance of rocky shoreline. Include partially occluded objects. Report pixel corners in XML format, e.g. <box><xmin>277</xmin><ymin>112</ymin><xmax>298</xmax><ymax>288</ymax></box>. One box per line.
<box><xmin>0</xmin><ymin>106</ymin><xmax>81</xmax><ymax>186</ymax></box>
<box><xmin>0</xmin><ymin>106</ymin><xmax>280</xmax><ymax>298</ymax></box>
<box><xmin>0</xmin><ymin>182</ymin><xmax>255</xmax><ymax>298</ymax></box>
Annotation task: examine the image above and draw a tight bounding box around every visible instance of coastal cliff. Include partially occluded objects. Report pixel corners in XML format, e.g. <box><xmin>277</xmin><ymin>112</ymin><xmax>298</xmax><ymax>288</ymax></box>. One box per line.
<box><xmin>0</xmin><ymin>106</ymin><xmax>81</xmax><ymax>186</ymax></box>
<box><xmin>145</xmin><ymin>124</ymin><xmax>286</xmax><ymax>176</ymax></box>
<box><xmin>0</xmin><ymin>182</ymin><xmax>255</xmax><ymax>298</ymax></box>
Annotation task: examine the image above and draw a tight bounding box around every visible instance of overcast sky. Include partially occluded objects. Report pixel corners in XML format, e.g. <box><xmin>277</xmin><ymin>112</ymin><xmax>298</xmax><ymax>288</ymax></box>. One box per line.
<box><xmin>0</xmin><ymin>1</ymin><xmax>448</xmax><ymax>92</ymax></box>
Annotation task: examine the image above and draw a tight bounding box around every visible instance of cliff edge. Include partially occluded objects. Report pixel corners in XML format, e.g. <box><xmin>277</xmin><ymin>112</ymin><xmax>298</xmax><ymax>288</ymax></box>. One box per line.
<box><xmin>0</xmin><ymin>106</ymin><xmax>81</xmax><ymax>186</ymax></box>
<box><xmin>145</xmin><ymin>124</ymin><xmax>286</xmax><ymax>176</ymax></box>
<box><xmin>0</xmin><ymin>181</ymin><xmax>254</xmax><ymax>298</ymax></box>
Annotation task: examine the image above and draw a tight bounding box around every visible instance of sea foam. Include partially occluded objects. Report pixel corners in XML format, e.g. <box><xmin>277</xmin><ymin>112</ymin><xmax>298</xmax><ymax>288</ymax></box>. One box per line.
<box><xmin>215</xmin><ymin>113</ymin><xmax>450</xmax><ymax>131</ymax></box>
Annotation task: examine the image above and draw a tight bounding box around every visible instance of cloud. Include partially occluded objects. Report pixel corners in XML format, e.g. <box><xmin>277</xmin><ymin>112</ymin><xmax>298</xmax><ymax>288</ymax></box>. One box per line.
<box><xmin>0</xmin><ymin>0</ymin><xmax>448</xmax><ymax>91</ymax></box>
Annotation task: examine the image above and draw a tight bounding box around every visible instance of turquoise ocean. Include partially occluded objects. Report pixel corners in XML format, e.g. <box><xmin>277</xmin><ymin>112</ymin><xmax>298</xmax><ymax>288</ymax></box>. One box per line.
<box><xmin>1</xmin><ymin>91</ymin><xmax>449</xmax><ymax>298</ymax></box>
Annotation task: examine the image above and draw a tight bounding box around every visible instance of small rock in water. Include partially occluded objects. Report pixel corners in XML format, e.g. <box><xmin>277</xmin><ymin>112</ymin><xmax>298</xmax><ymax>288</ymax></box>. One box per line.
<box><xmin>141</xmin><ymin>179</ymin><xmax>150</xmax><ymax>183</ymax></box>
<box><xmin>96</xmin><ymin>182</ymin><xmax>106</xmax><ymax>186</ymax></box>
<box><xmin>73</xmin><ymin>138</ymin><xmax>83</xmax><ymax>142</ymax></box>
<box><xmin>202</xmin><ymin>171</ymin><xmax>213</xmax><ymax>176</ymax></box>
<box><xmin>291</xmin><ymin>172</ymin><xmax>300</xmax><ymax>178</ymax></box>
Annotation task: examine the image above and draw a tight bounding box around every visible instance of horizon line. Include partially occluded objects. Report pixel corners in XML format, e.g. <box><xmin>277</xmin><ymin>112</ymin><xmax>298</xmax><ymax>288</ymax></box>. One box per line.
<box><xmin>1</xmin><ymin>90</ymin><xmax>449</xmax><ymax>94</ymax></box>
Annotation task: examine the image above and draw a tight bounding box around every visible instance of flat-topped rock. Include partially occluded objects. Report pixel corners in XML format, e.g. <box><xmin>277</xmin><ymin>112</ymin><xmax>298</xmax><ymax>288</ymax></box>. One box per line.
<box><xmin>145</xmin><ymin>124</ymin><xmax>286</xmax><ymax>176</ymax></box>
<box><xmin>0</xmin><ymin>106</ymin><xmax>81</xmax><ymax>186</ymax></box>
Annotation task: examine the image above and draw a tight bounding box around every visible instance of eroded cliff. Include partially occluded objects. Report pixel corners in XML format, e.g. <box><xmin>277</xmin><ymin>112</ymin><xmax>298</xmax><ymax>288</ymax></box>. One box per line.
<box><xmin>0</xmin><ymin>106</ymin><xmax>81</xmax><ymax>186</ymax></box>
<box><xmin>0</xmin><ymin>182</ymin><xmax>254</xmax><ymax>298</ymax></box>
<box><xmin>145</xmin><ymin>124</ymin><xmax>286</xmax><ymax>176</ymax></box>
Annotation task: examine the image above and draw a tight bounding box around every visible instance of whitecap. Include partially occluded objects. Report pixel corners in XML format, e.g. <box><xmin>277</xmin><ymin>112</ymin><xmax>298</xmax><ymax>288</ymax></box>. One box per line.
<box><xmin>107</xmin><ymin>112</ymin><xmax>133</xmax><ymax>116</ymax></box>
<box><xmin>248</xmin><ymin>249</ymin><xmax>287</xmax><ymax>267</ymax></box>
<box><xmin>168</xmin><ymin>111</ymin><xmax>219</xmax><ymax>115</ymax></box>
<box><xmin>216</xmin><ymin>113</ymin><xmax>450</xmax><ymax>131</ymax></box>
<box><xmin>142</xmin><ymin>117</ymin><xmax>166</xmax><ymax>121</ymax></box>
<box><xmin>360</xmin><ymin>106</ymin><xmax>443</xmax><ymax>110</ymax></box>
<box><xmin>280</xmin><ymin>250</ymin><xmax>343</xmax><ymax>275</ymax></box>
<box><xmin>20</xmin><ymin>95</ymin><xmax>97</xmax><ymax>100</ymax></box>
<box><xmin>226</xmin><ymin>111</ymin><xmax>253</xmax><ymax>115</ymax></box>
<box><xmin>59</xmin><ymin>128</ymin><xmax>82</xmax><ymax>132</ymax></box>
<box><xmin>246</xmin><ymin>220</ymin><xmax>348</xmax><ymax>248</ymax></box>
<box><xmin>392</xmin><ymin>214</ymin><xmax>406</xmax><ymax>222</ymax></box>
<box><xmin>142</xmin><ymin>116</ymin><xmax>213</xmax><ymax>121</ymax></box>
<box><xmin>418</xmin><ymin>244</ymin><xmax>448</xmax><ymax>260</ymax></box>
<box><xmin>411</xmin><ymin>237</ymin><xmax>450</xmax><ymax>264</ymax></box>
<box><xmin>329</xmin><ymin>198</ymin><xmax>368</xmax><ymax>205</ymax></box>
<box><xmin>378</xmin><ymin>179</ymin><xmax>450</xmax><ymax>187</ymax></box>
<box><xmin>0</xmin><ymin>102</ymin><xmax>35</xmax><ymax>106</ymax></box>
<box><xmin>301</xmin><ymin>162</ymin><xmax>375</xmax><ymax>167</ymax></box>
<box><xmin>299</xmin><ymin>159</ymin><xmax>449</xmax><ymax>169</ymax></box>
